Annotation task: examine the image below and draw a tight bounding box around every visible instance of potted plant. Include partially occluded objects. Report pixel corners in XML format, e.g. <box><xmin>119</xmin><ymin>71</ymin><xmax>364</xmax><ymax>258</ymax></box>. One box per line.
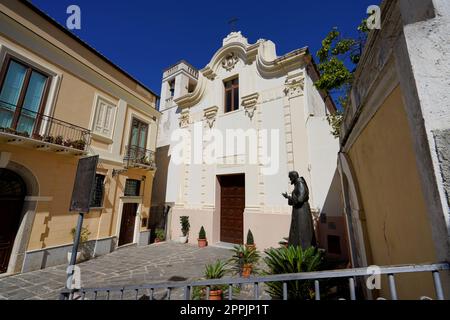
<box><xmin>63</xmin><ymin>139</ymin><xmax>72</xmax><ymax>147</ymax></box>
<box><xmin>198</xmin><ymin>226</ymin><xmax>208</xmax><ymax>248</ymax></box>
<box><xmin>246</xmin><ymin>230</ymin><xmax>256</xmax><ymax>251</ymax></box>
<box><xmin>204</xmin><ymin>260</ymin><xmax>229</xmax><ymax>300</ymax></box>
<box><xmin>44</xmin><ymin>135</ymin><xmax>55</xmax><ymax>144</ymax></box>
<box><xmin>179</xmin><ymin>216</ymin><xmax>190</xmax><ymax>244</ymax></box>
<box><xmin>68</xmin><ymin>227</ymin><xmax>91</xmax><ymax>263</ymax></box>
<box><xmin>71</xmin><ymin>139</ymin><xmax>86</xmax><ymax>151</ymax></box>
<box><xmin>55</xmin><ymin>135</ymin><xmax>64</xmax><ymax>145</ymax></box>
<box><xmin>229</xmin><ymin>245</ymin><xmax>260</xmax><ymax>278</ymax></box>
<box><xmin>263</xmin><ymin>246</ymin><xmax>324</xmax><ymax>300</ymax></box>
<box><xmin>32</xmin><ymin>133</ymin><xmax>44</xmax><ymax>141</ymax></box>
<box><xmin>5</xmin><ymin>127</ymin><xmax>17</xmax><ymax>135</ymax></box>
<box><xmin>155</xmin><ymin>228</ymin><xmax>165</xmax><ymax>243</ymax></box>
<box><xmin>17</xmin><ymin>131</ymin><xmax>29</xmax><ymax>138</ymax></box>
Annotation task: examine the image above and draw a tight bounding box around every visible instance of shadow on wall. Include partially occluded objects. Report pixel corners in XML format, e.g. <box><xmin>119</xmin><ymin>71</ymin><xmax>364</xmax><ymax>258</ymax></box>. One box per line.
<box><xmin>317</xmin><ymin>169</ymin><xmax>350</xmax><ymax>267</ymax></box>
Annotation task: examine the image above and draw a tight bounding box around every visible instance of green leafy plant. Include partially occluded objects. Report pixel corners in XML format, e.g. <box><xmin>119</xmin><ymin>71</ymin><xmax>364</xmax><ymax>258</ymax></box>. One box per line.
<box><xmin>314</xmin><ymin>17</ymin><xmax>371</xmax><ymax>138</ymax></box>
<box><xmin>5</xmin><ymin>127</ymin><xmax>17</xmax><ymax>135</ymax></box>
<box><xmin>246</xmin><ymin>230</ymin><xmax>255</xmax><ymax>246</ymax></box>
<box><xmin>55</xmin><ymin>135</ymin><xmax>64</xmax><ymax>145</ymax></box>
<box><xmin>204</xmin><ymin>260</ymin><xmax>229</xmax><ymax>291</ymax></box>
<box><xmin>180</xmin><ymin>216</ymin><xmax>190</xmax><ymax>237</ymax></box>
<box><xmin>229</xmin><ymin>245</ymin><xmax>260</xmax><ymax>276</ymax></box>
<box><xmin>198</xmin><ymin>226</ymin><xmax>206</xmax><ymax>240</ymax></box>
<box><xmin>17</xmin><ymin>131</ymin><xmax>30</xmax><ymax>138</ymax></box>
<box><xmin>44</xmin><ymin>135</ymin><xmax>55</xmax><ymax>144</ymax></box>
<box><xmin>71</xmin><ymin>227</ymin><xmax>90</xmax><ymax>243</ymax></box>
<box><xmin>263</xmin><ymin>246</ymin><xmax>324</xmax><ymax>300</ymax></box>
<box><xmin>155</xmin><ymin>228</ymin><xmax>165</xmax><ymax>241</ymax></box>
<box><xmin>191</xmin><ymin>260</ymin><xmax>241</xmax><ymax>300</ymax></box>
<box><xmin>71</xmin><ymin>139</ymin><xmax>86</xmax><ymax>151</ymax></box>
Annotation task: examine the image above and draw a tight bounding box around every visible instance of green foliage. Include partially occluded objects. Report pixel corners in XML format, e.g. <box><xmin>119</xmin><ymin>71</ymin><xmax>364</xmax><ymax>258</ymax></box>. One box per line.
<box><xmin>180</xmin><ymin>216</ymin><xmax>190</xmax><ymax>236</ymax></box>
<box><xmin>204</xmin><ymin>260</ymin><xmax>229</xmax><ymax>291</ymax></box>
<box><xmin>326</xmin><ymin>111</ymin><xmax>344</xmax><ymax>139</ymax></box>
<box><xmin>314</xmin><ymin>17</ymin><xmax>370</xmax><ymax>138</ymax></box>
<box><xmin>246</xmin><ymin>230</ymin><xmax>255</xmax><ymax>245</ymax></box>
<box><xmin>71</xmin><ymin>227</ymin><xmax>90</xmax><ymax>243</ymax></box>
<box><xmin>229</xmin><ymin>245</ymin><xmax>260</xmax><ymax>275</ymax></box>
<box><xmin>199</xmin><ymin>226</ymin><xmax>206</xmax><ymax>240</ymax></box>
<box><xmin>191</xmin><ymin>260</ymin><xmax>240</xmax><ymax>300</ymax></box>
<box><xmin>155</xmin><ymin>228</ymin><xmax>165</xmax><ymax>241</ymax></box>
<box><xmin>263</xmin><ymin>246</ymin><xmax>324</xmax><ymax>300</ymax></box>
<box><xmin>205</xmin><ymin>260</ymin><xmax>228</xmax><ymax>279</ymax></box>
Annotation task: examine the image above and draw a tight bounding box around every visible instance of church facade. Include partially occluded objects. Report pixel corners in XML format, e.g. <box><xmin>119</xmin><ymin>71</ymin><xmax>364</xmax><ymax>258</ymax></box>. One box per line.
<box><xmin>153</xmin><ymin>32</ymin><xmax>346</xmax><ymax>251</ymax></box>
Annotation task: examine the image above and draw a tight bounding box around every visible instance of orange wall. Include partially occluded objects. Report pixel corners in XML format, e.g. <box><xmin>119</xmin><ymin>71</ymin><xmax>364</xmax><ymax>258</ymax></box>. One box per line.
<box><xmin>348</xmin><ymin>86</ymin><xmax>438</xmax><ymax>299</ymax></box>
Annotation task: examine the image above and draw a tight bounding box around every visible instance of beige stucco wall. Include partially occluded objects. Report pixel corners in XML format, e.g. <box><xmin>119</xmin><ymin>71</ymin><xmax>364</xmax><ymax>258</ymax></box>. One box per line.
<box><xmin>0</xmin><ymin>1</ymin><xmax>160</xmax><ymax>274</ymax></box>
<box><xmin>348</xmin><ymin>86</ymin><xmax>438</xmax><ymax>299</ymax></box>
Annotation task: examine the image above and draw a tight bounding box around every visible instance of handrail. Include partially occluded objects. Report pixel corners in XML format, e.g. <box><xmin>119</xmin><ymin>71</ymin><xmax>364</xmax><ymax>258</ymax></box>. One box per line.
<box><xmin>0</xmin><ymin>100</ymin><xmax>91</xmax><ymax>151</ymax></box>
<box><xmin>60</xmin><ymin>262</ymin><xmax>450</xmax><ymax>300</ymax></box>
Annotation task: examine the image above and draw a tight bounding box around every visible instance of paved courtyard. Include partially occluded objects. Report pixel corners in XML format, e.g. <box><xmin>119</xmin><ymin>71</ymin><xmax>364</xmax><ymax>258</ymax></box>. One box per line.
<box><xmin>0</xmin><ymin>242</ymin><xmax>235</xmax><ymax>300</ymax></box>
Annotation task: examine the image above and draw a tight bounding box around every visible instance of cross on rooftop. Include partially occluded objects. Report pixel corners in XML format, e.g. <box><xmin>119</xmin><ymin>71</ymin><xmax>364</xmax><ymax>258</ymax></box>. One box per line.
<box><xmin>228</xmin><ymin>17</ymin><xmax>239</xmax><ymax>32</ymax></box>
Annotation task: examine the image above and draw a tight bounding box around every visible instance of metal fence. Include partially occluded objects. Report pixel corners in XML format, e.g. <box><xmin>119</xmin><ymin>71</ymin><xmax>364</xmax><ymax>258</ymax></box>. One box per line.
<box><xmin>60</xmin><ymin>263</ymin><xmax>449</xmax><ymax>301</ymax></box>
<box><xmin>0</xmin><ymin>101</ymin><xmax>91</xmax><ymax>152</ymax></box>
<box><xmin>124</xmin><ymin>145</ymin><xmax>156</xmax><ymax>170</ymax></box>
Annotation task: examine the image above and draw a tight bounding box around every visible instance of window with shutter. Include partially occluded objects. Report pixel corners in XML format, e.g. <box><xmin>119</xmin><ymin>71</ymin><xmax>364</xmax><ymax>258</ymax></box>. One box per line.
<box><xmin>92</xmin><ymin>97</ymin><xmax>116</xmax><ymax>139</ymax></box>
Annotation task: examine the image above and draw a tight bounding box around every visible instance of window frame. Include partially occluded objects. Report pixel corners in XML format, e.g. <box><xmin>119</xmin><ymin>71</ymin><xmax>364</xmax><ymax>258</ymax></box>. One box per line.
<box><xmin>223</xmin><ymin>77</ymin><xmax>239</xmax><ymax>114</ymax></box>
<box><xmin>129</xmin><ymin>117</ymin><xmax>149</xmax><ymax>150</ymax></box>
<box><xmin>0</xmin><ymin>54</ymin><xmax>52</xmax><ymax>134</ymax></box>
<box><xmin>124</xmin><ymin>179</ymin><xmax>142</xmax><ymax>197</ymax></box>
<box><xmin>90</xmin><ymin>174</ymin><xmax>106</xmax><ymax>209</ymax></box>
<box><xmin>91</xmin><ymin>95</ymin><xmax>117</xmax><ymax>141</ymax></box>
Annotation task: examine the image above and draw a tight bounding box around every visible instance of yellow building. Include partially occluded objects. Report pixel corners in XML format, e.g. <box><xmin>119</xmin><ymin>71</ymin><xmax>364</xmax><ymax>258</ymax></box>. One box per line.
<box><xmin>0</xmin><ymin>0</ymin><xmax>160</xmax><ymax>275</ymax></box>
<box><xmin>339</xmin><ymin>0</ymin><xmax>450</xmax><ymax>299</ymax></box>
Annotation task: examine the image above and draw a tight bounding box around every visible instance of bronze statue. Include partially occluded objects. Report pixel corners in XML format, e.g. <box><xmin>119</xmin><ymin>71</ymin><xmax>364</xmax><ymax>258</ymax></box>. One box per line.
<box><xmin>282</xmin><ymin>171</ymin><xmax>316</xmax><ymax>249</ymax></box>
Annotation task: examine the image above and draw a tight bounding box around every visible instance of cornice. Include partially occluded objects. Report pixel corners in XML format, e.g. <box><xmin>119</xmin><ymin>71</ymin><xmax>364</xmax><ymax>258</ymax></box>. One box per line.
<box><xmin>174</xmin><ymin>33</ymin><xmax>310</xmax><ymax>109</ymax></box>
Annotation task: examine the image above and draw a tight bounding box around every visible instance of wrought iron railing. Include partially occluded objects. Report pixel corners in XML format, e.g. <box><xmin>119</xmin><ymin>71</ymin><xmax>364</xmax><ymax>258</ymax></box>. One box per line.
<box><xmin>124</xmin><ymin>145</ymin><xmax>156</xmax><ymax>170</ymax></box>
<box><xmin>60</xmin><ymin>263</ymin><xmax>449</xmax><ymax>301</ymax></box>
<box><xmin>0</xmin><ymin>101</ymin><xmax>91</xmax><ymax>152</ymax></box>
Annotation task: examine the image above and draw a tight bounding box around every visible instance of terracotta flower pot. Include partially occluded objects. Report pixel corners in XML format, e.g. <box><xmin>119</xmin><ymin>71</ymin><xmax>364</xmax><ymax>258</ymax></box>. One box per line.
<box><xmin>155</xmin><ymin>238</ymin><xmax>161</xmax><ymax>243</ymax></box>
<box><xmin>209</xmin><ymin>290</ymin><xmax>223</xmax><ymax>301</ymax></box>
<box><xmin>242</xmin><ymin>264</ymin><xmax>253</xmax><ymax>278</ymax></box>
<box><xmin>198</xmin><ymin>238</ymin><xmax>208</xmax><ymax>248</ymax></box>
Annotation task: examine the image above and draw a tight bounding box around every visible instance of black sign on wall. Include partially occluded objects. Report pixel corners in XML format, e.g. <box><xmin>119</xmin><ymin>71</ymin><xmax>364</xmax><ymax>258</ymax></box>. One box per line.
<box><xmin>70</xmin><ymin>155</ymin><xmax>99</xmax><ymax>213</ymax></box>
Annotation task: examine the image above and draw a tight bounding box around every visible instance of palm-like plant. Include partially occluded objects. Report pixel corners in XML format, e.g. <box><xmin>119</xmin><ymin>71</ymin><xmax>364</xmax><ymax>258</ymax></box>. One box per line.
<box><xmin>204</xmin><ymin>260</ymin><xmax>229</xmax><ymax>291</ymax></box>
<box><xmin>229</xmin><ymin>245</ymin><xmax>260</xmax><ymax>276</ymax></box>
<box><xmin>205</xmin><ymin>260</ymin><xmax>228</xmax><ymax>279</ymax></box>
<box><xmin>263</xmin><ymin>246</ymin><xmax>324</xmax><ymax>300</ymax></box>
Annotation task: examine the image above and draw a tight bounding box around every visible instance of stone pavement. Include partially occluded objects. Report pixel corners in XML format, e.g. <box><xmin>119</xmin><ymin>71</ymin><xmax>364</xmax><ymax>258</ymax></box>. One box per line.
<box><xmin>0</xmin><ymin>242</ymin><xmax>236</xmax><ymax>300</ymax></box>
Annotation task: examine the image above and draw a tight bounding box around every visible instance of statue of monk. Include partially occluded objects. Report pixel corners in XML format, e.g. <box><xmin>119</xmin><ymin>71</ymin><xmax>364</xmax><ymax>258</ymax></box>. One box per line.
<box><xmin>282</xmin><ymin>171</ymin><xmax>316</xmax><ymax>249</ymax></box>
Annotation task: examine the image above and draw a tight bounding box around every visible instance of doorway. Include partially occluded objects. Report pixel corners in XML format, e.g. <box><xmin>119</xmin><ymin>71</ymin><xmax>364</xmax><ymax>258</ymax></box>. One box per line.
<box><xmin>218</xmin><ymin>174</ymin><xmax>245</xmax><ymax>244</ymax></box>
<box><xmin>118</xmin><ymin>203</ymin><xmax>138</xmax><ymax>247</ymax></box>
<box><xmin>0</xmin><ymin>169</ymin><xmax>26</xmax><ymax>274</ymax></box>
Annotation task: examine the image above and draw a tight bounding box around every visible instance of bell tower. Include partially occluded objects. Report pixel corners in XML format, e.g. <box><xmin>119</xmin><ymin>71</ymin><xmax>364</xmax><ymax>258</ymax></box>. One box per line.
<box><xmin>159</xmin><ymin>60</ymin><xmax>198</xmax><ymax>112</ymax></box>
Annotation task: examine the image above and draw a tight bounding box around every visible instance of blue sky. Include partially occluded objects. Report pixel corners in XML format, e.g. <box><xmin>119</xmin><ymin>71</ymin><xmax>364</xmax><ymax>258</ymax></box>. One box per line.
<box><xmin>30</xmin><ymin>0</ymin><xmax>378</xmax><ymax>96</ymax></box>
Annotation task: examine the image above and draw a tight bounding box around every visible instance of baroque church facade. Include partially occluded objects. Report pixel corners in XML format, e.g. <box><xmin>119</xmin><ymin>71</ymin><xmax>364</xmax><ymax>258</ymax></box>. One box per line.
<box><xmin>152</xmin><ymin>32</ymin><xmax>347</xmax><ymax>252</ymax></box>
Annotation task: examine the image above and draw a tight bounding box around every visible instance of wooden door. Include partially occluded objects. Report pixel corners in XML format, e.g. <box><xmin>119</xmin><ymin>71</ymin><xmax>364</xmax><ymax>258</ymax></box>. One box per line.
<box><xmin>219</xmin><ymin>174</ymin><xmax>245</xmax><ymax>244</ymax></box>
<box><xmin>0</xmin><ymin>169</ymin><xmax>26</xmax><ymax>274</ymax></box>
<box><xmin>119</xmin><ymin>203</ymin><xmax>138</xmax><ymax>246</ymax></box>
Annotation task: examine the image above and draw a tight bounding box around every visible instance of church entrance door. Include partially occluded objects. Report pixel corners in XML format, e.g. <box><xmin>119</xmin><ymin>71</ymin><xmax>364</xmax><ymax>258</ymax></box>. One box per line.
<box><xmin>218</xmin><ymin>174</ymin><xmax>245</xmax><ymax>244</ymax></box>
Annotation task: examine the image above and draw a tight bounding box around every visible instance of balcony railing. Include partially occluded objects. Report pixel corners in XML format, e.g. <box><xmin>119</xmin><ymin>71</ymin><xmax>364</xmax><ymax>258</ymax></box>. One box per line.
<box><xmin>60</xmin><ymin>262</ymin><xmax>449</xmax><ymax>301</ymax></box>
<box><xmin>124</xmin><ymin>145</ymin><xmax>156</xmax><ymax>170</ymax></box>
<box><xmin>0</xmin><ymin>101</ymin><xmax>91</xmax><ymax>153</ymax></box>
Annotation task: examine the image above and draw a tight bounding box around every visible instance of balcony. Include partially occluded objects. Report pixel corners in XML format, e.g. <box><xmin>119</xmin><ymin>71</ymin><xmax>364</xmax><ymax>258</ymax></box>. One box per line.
<box><xmin>123</xmin><ymin>145</ymin><xmax>156</xmax><ymax>171</ymax></box>
<box><xmin>0</xmin><ymin>102</ymin><xmax>91</xmax><ymax>156</ymax></box>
